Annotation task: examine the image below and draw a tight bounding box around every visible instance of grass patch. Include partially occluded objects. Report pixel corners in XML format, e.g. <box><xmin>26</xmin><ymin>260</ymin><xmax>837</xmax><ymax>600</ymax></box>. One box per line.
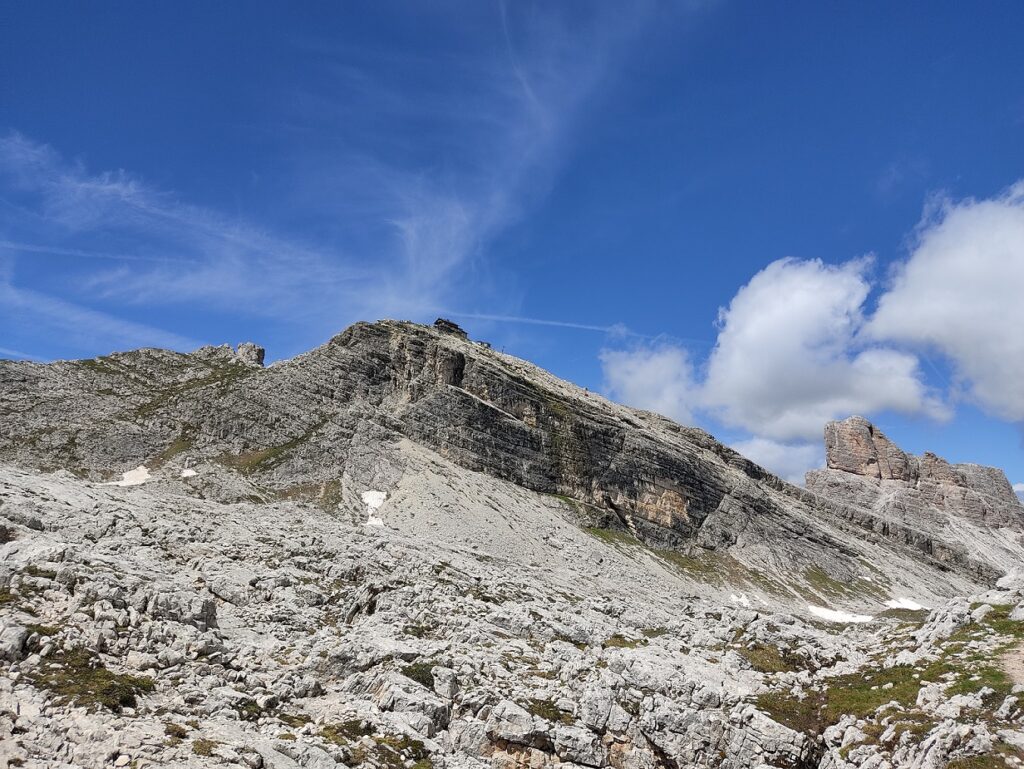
<box><xmin>756</xmin><ymin>690</ymin><xmax>827</xmax><ymax>734</ymax></box>
<box><xmin>220</xmin><ymin>419</ymin><xmax>326</xmax><ymax>475</ymax></box>
<box><xmin>236</xmin><ymin>698</ymin><xmax>264</xmax><ymax>721</ymax></box>
<box><xmin>526</xmin><ymin>698</ymin><xmax>574</xmax><ymax>725</ymax></box>
<box><xmin>877</xmin><ymin>607</ymin><xmax>930</xmax><ymax>624</ymax></box>
<box><xmin>758</xmin><ymin>658</ymin><xmax>956</xmax><ymax>735</ymax></box>
<box><xmin>583</xmin><ymin>528</ymin><xmax>788</xmax><ymax>595</ymax></box>
<box><xmin>322</xmin><ymin>719</ymin><xmax>367</xmax><ymax>745</ymax></box>
<box><xmin>278</xmin><ymin>712</ymin><xmax>312</xmax><ymax>728</ymax></box>
<box><xmin>584</xmin><ymin>526</ymin><xmax>643</xmax><ymax>548</ymax></box>
<box><xmin>738</xmin><ymin>643</ymin><xmax>800</xmax><ymax>674</ymax></box>
<box><xmin>552</xmin><ymin>632</ymin><xmax>587</xmax><ymax>650</ymax></box>
<box><xmin>603</xmin><ymin>633</ymin><xmax>647</xmax><ymax>649</ymax></box>
<box><xmin>655</xmin><ymin>548</ymin><xmax>789</xmax><ymax>595</ymax></box>
<box><xmin>23</xmin><ymin>564</ymin><xmax>57</xmax><ymax>580</ymax></box>
<box><xmin>946</xmin><ymin>749</ymin><xmax>1024</xmax><ymax>769</ymax></box>
<box><xmin>981</xmin><ymin>604</ymin><xmax>1024</xmax><ymax>638</ymax></box>
<box><xmin>552</xmin><ymin>494</ymin><xmax>582</xmax><ymax>513</ymax></box>
<box><xmin>192</xmin><ymin>738</ymin><xmax>219</xmax><ymax>756</ymax></box>
<box><xmin>525</xmin><ymin>668</ymin><xmax>558</xmax><ymax>680</ymax></box>
<box><xmin>468</xmin><ymin>585</ymin><xmax>504</xmax><ymax>604</ymax></box>
<box><xmin>801</xmin><ymin>565</ymin><xmax>889</xmax><ymax>602</ymax></box>
<box><xmin>402</xmin><ymin>624</ymin><xmax>434</xmax><ymax>639</ymax></box>
<box><xmin>77</xmin><ymin>357</ymin><xmax>122</xmax><ymax>376</ymax></box>
<box><xmin>401</xmin><ymin>662</ymin><xmax>435</xmax><ymax>689</ymax></box>
<box><xmin>947</xmin><ymin>664</ymin><xmax>1013</xmax><ymax>705</ymax></box>
<box><xmin>329</xmin><ymin>728</ymin><xmax>429</xmax><ymax>769</ymax></box>
<box><xmin>150</xmin><ymin>428</ymin><xmax>195</xmax><ymax>467</ymax></box>
<box><xmin>641</xmin><ymin>627</ymin><xmax>669</xmax><ymax>638</ymax></box>
<box><xmin>888</xmin><ymin>712</ymin><xmax>937</xmax><ymax>742</ymax></box>
<box><xmin>165</xmin><ymin>722</ymin><xmax>188</xmax><ymax>739</ymax></box>
<box><xmin>25</xmin><ymin>623</ymin><xmax>59</xmax><ymax>637</ymax></box>
<box><xmin>824</xmin><ymin>659</ymin><xmax>955</xmax><ymax>723</ymax></box>
<box><xmin>274</xmin><ymin>479</ymin><xmax>344</xmax><ymax>511</ymax></box>
<box><xmin>941</xmin><ymin>604</ymin><xmax>1024</xmax><ymax>709</ymax></box>
<box><xmin>134</xmin><ymin>362</ymin><xmax>254</xmax><ymax>418</ymax></box>
<box><xmin>373</xmin><ymin>734</ymin><xmax>430</xmax><ymax>769</ymax></box>
<box><xmin>27</xmin><ymin>647</ymin><xmax>155</xmax><ymax>712</ymax></box>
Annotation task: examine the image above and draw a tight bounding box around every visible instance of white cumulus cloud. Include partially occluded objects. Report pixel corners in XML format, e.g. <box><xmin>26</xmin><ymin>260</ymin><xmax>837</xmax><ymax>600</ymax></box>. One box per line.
<box><xmin>702</xmin><ymin>257</ymin><xmax>947</xmax><ymax>441</ymax></box>
<box><xmin>869</xmin><ymin>183</ymin><xmax>1024</xmax><ymax>421</ymax></box>
<box><xmin>600</xmin><ymin>257</ymin><xmax>951</xmax><ymax>482</ymax></box>
<box><xmin>729</xmin><ymin>437</ymin><xmax>823</xmax><ymax>485</ymax></box>
<box><xmin>599</xmin><ymin>345</ymin><xmax>697</xmax><ymax>425</ymax></box>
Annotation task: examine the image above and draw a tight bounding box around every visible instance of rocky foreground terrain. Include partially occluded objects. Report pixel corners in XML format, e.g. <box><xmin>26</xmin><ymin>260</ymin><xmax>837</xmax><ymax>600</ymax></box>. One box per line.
<box><xmin>1</xmin><ymin>319</ymin><xmax>1023</xmax><ymax>768</ymax></box>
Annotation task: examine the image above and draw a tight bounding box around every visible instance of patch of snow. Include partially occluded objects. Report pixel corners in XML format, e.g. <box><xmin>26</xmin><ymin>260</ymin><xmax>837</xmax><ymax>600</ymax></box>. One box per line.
<box><xmin>362</xmin><ymin>490</ymin><xmax>387</xmax><ymax>527</ymax></box>
<box><xmin>807</xmin><ymin>605</ymin><xmax>872</xmax><ymax>624</ymax></box>
<box><xmin>180</xmin><ymin>468</ymin><xmax>197</xmax><ymax>478</ymax></box>
<box><xmin>885</xmin><ymin>597</ymin><xmax>927</xmax><ymax>611</ymax></box>
<box><xmin>361</xmin><ymin>490</ymin><xmax>386</xmax><ymax>509</ymax></box>
<box><xmin>103</xmin><ymin>466</ymin><xmax>151</xmax><ymax>487</ymax></box>
<box><xmin>730</xmin><ymin>593</ymin><xmax>751</xmax><ymax>607</ymax></box>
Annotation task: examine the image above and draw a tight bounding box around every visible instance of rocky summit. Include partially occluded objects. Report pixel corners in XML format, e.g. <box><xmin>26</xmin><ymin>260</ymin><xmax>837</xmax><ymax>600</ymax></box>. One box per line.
<box><xmin>0</xmin><ymin>319</ymin><xmax>1023</xmax><ymax>769</ymax></box>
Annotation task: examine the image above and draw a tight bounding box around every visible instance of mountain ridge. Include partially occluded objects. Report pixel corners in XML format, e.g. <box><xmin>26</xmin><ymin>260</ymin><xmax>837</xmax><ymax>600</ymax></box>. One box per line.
<box><xmin>1</xmin><ymin>319</ymin><xmax>1020</xmax><ymax>599</ymax></box>
<box><xmin>2</xmin><ymin>319</ymin><xmax>1024</xmax><ymax>768</ymax></box>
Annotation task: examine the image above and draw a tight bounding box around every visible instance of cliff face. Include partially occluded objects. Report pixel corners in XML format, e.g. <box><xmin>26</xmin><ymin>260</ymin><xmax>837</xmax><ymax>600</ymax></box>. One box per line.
<box><xmin>0</xmin><ymin>319</ymin><xmax>776</xmax><ymax>549</ymax></box>
<box><xmin>0</xmin><ymin>320</ymin><xmax>1016</xmax><ymax>594</ymax></box>
<box><xmin>807</xmin><ymin>415</ymin><xmax>1024</xmax><ymax>572</ymax></box>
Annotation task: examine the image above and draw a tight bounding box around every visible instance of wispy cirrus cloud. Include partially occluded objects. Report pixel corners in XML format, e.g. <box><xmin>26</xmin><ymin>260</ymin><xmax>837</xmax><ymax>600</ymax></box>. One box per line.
<box><xmin>0</xmin><ymin>345</ymin><xmax>45</xmax><ymax>362</ymax></box>
<box><xmin>0</xmin><ymin>275</ymin><xmax>198</xmax><ymax>354</ymax></box>
<box><xmin>0</xmin><ymin>240</ymin><xmax>198</xmax><ymax>264</ymax></box>
<box><xmin>0</xmin><ymin>5</ymin><xmax>658</xmax><ymax>359</ymax></box>
<box><xmin>0</xmin><ymin>131</ymin><xmax>371</xmax><ymax>321</ymax></box>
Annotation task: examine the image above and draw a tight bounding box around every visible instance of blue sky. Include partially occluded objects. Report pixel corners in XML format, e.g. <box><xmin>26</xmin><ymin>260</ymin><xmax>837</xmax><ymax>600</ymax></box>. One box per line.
<box><xmin>2</xmin><ymin>2</ymin><xmax>1024</xmax><ymax>490</ymax></box>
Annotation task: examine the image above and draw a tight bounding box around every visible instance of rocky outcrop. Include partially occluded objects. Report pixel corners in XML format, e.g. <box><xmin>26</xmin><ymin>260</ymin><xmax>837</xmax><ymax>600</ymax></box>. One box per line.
<box><xmin>807</xmin><ymin>416</ymin><xmax>1024</xmax><ymax>575</ymax></box>
<box><xmin>821</xmin><ymin>416</ymin><xmax>1022</xmax><ymax>518</ymax></box>
<box><xmin>822</xmin><ymin>416</ymin><xmax>914</xmax><ymax>481</ymax></box>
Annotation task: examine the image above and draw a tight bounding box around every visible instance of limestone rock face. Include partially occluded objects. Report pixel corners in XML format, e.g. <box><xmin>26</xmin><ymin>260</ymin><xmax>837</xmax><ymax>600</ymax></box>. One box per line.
<box><xmin>1</xmin><ymin>320</ymin><xmax>1012</xmax><ymax>593</ymax></box>
<box><xmin>815</xmin><ymin>415</ymin><xmax>1023</xmax><ymax>525</ymax></box>
<box><xmin>823</xmin><ymin>415</ymin><xmax>915</xmax><ymax>480</ymax></box>
<box><xmin>808</xmin><ymin>415</ymin><xmax>1024</xmax><ymax>574</ymax></box>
